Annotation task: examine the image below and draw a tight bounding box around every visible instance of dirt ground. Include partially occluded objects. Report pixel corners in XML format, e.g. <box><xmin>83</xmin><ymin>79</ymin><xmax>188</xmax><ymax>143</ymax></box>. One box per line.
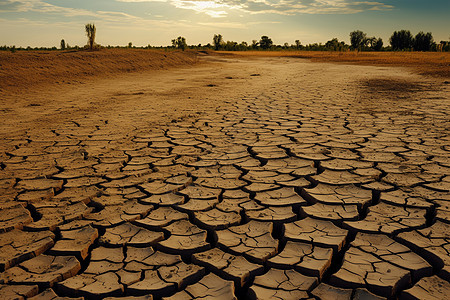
<box><xmin>224</xmin><ymin>50</ymin><xmax>450</xmax><ymax>78</ymax></box>
<box><xmin>0</xmin><ymin>51</ymin><xmax>449</xmax><ymax>299</ymax></box>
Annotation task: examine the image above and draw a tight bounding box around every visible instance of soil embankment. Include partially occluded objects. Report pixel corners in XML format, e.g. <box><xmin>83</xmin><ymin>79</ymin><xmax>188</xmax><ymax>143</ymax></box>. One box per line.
<box><xmin>0</xmin><ymin>49</ymin><xmax>199</xmax><ymax>94</ymax></box>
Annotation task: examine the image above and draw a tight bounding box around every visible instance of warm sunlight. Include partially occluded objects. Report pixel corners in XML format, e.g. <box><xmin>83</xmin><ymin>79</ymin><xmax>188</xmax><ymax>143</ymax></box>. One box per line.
<box><xmin>1</xmin><ymin>0</ymin><xmax>449</xmax><ymax>46</ymax></box>
<box><xmin>172</xmin><ymin>0</ymin><xmax>238</xmax><ymax>18</ymax></box>
<box><xmin>0</xmin><ymin>0</ymin><xmax>449</xmax><ymax>299</ymax></box>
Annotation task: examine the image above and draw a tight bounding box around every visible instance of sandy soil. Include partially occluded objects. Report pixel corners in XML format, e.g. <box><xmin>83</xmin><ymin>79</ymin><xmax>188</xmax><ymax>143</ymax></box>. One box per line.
<box><xmin>1</xmin><ymin>51</ymin><xmax>447</xmax><ymax>139</ymax></box>
<box><xmin>0</xmin><ymin>52</ymin><xmax>449</xmax><ymax>299</ymax></box>
<box><xmin>223</xmin><ymin>50</ymin><xmax>450</xmax><ymax>78</ymax></box>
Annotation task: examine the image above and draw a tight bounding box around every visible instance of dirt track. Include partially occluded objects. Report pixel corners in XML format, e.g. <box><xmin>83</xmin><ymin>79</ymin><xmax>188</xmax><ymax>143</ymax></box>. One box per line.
<box><xmin>0</xmin><ymin>55</ymin><xmax>449</xmax><ymax>299</ymax></box>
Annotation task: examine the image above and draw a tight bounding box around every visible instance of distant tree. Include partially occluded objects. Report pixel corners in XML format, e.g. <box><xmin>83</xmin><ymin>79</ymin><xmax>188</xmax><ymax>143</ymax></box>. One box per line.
<box><xmin>172</xmin><ymin>36</ymin><xmax>187</xmax><ymax>50</ymax></box>
<box><xmin>213</xmin><ymin>34</ymin><xmax>223</xmax><ymax>50</ymax></box>
<box><xmin>128</xmin><ymin>42</ymin><xmax>132</xmax><ymax>48</ymax></box>
<box><xmin>251</xmin><ymin>40</ymin><xmax>259</xmax><ymax>49</ymax></box>
<box><xmin>325</xmin><ymin>38</ymin><xmax>340</xmax><ymax>51</ymax></box>
<box><xmin>372</xmin><ymin>38</ymin><xmax>383</xmax><ymax>51</ymax></box>
<box><xmin>259</xmin><ymin>36</ymin><xmax>273</xmax><ymax>50</ymax></box>
<box><xmin>85</xmin><ymin>23</ymin><xmax>96</xmax><ymax>50</ymax></box>
<box><xmin>437</xmin><ymin>41</ymin><xmax>450</xmax><ymax>52</ymax></box>
<box><xmin>223</xmin><ymin>41</ymin><xmax>237</xmax><ymax>51</ymax></box>
<box><xmin>283</xmin><ymin>42</ymin><xmax>289</xmax><ymax>49</ymax></box>
<box><xmin>60</xmin><ymin>39</ymin><xmax>66</xmax><ymax>50</ymax></box>
<box><xmin>350</xmin><ymin>30</ymin><xmax>367</xmax><ymax>50</ymax></box>
<box><xmin>390</xmin><ymin>30</ymin><xmax>413</xmax><ymax>51</ymax></box>
<box><xmin>239</xmin><ymin>41</ymin><xmax>248</xmax><ymax>51</ymax></box>
<box><xmin>413</xmin><ymin>32</ymin><xmax>434</xmax><ymax>51</ymax></box>
<box><xmin>325</xmin><ymin>38</ymin><xmax>349</xmax><ymax>51</ymax></box>
<box><xmin>366</xmin><ymin>37</ymin><xmax>376</xmax><ymax>48</ymax></box>
<box><xmin>295</xmin><ymin>40</ymin><xmax>301</xmax><ymax>49</ymax></box>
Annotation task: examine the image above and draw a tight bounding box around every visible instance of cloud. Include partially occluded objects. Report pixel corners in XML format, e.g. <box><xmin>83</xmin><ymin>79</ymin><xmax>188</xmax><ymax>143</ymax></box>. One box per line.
<box><xmin>198</xmin><ymin>21</ymin><xmax>247</xmax><ymax>28</ymax></box>
<box><xmin>198</xmin><ymin>19</ymin><xmax>280</xmax><ymax>29</ymax></box>
<box><xmin>239</xmin><ymin>0</ymin><xmax>394</xmax><ymax>15</ymax></box>
<box><xmin>1</xmin><ymin>0</ymin><xmax>152</xmax><ymax>23</ymax></box>
<box><xmin>117</xmin><ymin>0</ymin><xmax>167</xmax><ymax>2</ymax></box>
<box><xmin>117</xmin><ymin>0</ymin><xmax>168</xmax><ymax>2</ymax></box>
<box><xmin>116</xmin><ymin>0</ymin><xmax>394</xmax><ymax>17</ymax></box>
<box><xmin>1</xmin><ymin>0</ymin><xmax>98</xmax><ymax>17</ymax></box>
<box><xmin>1</xmin><ymin>0</ymin><xmax>394</xmax><ymax>21</ymax></box>
<box><xmin>0</xmin><ymin>0</ymin><xmax>198</xmax><ymax>30</ymax></box>
<box><xmin>171</xmin><ymin>0</ymin><xmax>242</xmax><ymax>17</ymax></box>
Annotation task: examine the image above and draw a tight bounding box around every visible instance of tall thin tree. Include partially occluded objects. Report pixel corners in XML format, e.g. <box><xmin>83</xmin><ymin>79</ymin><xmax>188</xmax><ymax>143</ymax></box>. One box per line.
<box><xmin>85</xmin><ymin>23</ymin><xmax>96</xmax><ymax>50</ymax></box>
<box><xmin>213</xmin><ymin>34</ymin><xmax>223</xmax><ymax>51</ymax></box>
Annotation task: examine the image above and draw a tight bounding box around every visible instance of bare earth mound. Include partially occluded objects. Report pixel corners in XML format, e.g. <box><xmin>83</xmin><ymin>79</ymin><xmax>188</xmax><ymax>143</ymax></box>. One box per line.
<box><xmin>0</xmin><ymin>49</ymin><xmax>198</xmax><ymax>94</ymax></box>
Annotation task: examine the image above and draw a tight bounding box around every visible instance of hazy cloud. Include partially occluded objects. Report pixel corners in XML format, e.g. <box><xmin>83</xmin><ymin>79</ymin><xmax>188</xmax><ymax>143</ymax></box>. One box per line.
<box><xmin>1</xmin><ymin>0</ymin><xmax>94</xmax><ymax>16</ymax></box>
<box><xmin>0</xmin><ymin>0</ymin><xmax>199</xmax><ymax>29</ymax></box>
<box><xmin>1</xmin><ymin>0</ymin><xmax>149</xmax><ymax>22</ymax></box>
<box><xmin>116</xmin><ymin>0</ymin><xmax>393</xmax><ymax>17</ymax></box>
<box><xmin>197</xmin><ymin>20</ymin><xmax>280</xmax><ymax>28</ymax></box>
<box><xmin>171</xmin><ymin>0</ymin><xmax>242</xmax><ymax>17</ymax></box>
<box><xmin>2</xmin><ymin>0</ymin><xmax>394</xmax><ymax>20</ymax></box>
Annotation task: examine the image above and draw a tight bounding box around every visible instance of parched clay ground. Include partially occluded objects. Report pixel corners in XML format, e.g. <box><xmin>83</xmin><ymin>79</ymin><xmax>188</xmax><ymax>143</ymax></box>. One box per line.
<box><xmin>0</xmin><ymin>55</ymin><xmax>449</xmax><ymax>300</ymax></box>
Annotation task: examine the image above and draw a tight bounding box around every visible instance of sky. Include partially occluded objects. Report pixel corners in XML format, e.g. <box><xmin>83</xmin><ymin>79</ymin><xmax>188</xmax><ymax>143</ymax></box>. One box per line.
<box><xmin>0</xmin><ymin>0</ymin><xmax>449</xmax><ymax>47</ymax></box>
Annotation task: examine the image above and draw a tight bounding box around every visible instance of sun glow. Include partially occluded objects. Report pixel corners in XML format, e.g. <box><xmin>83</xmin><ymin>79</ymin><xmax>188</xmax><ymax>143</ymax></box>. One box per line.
<box><xmin>172</xmin><ymin>0</ymin><xmax>242</xmax><ymax>18</ymax></box>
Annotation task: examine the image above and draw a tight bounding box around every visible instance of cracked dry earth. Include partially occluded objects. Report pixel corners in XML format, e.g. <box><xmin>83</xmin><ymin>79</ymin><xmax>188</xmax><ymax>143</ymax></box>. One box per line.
<box><xmin>0</xmin><ymin>56</ymin><xmax>449</xmax><ymax>300</ymax></box>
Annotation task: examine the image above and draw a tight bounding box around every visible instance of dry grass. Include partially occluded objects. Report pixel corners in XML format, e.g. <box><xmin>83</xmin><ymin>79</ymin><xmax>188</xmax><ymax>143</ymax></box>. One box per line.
<box><xmin>0</xmin><ymin>49</ymin><xmax>198</xmax><ymax>94</ymax></box>
<box><xmin>219</xmin><ymin>51</ymin><xmax>450</xmax><ymax>78</ymax></box>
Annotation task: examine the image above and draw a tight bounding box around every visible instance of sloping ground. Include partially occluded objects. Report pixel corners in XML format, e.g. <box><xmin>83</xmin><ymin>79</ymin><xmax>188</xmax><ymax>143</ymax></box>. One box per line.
<box><xmin>0</xmin><ymin>49</ymin><xmax>198</xmax><ymax>94</ymax></box>
<box><xmin>223</xmin><ymin>51</ymin><xmax>450</xmax><ymax>78</ymax></box>
<box><xmin>0</xmin><ymin>56</ymin><xmax>449</xmax><ymax>299</ymax></box>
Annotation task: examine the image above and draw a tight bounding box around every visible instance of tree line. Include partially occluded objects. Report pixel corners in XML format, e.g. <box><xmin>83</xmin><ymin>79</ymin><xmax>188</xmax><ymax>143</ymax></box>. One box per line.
<box><xmin>349</xmin><ymin>30</ymin><xmax>440</xmax><ymax>51</ymax></box>
<box><xmin>1</xmin><ymin>24</ymin><xmax>449</xmax><ymax>52</ymax></box>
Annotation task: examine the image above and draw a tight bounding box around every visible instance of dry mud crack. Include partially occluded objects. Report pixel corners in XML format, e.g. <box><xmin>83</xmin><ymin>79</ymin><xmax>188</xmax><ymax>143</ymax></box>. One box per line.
<box><xmin>0</xmin><ymin>56</ymin><xmax>449</xmax><ymax>299</ymax></box>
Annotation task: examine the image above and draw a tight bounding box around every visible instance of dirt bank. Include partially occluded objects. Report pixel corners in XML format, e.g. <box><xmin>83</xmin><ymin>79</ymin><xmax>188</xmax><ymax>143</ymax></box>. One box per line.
<box><xmin>0</xmin><ymin>49</ymin><xmax>199</xmax><ymax>94</ymax></box>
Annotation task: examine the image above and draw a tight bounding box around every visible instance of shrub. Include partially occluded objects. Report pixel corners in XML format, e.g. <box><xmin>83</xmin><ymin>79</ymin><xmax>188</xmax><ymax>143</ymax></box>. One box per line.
<box><xmin>172</xmin><ymin>36</ymin><xmax>187</xmax><ymax>51</ymax></box>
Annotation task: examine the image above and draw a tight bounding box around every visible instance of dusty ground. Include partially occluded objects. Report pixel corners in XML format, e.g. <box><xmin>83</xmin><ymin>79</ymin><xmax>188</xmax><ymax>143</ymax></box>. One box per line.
<box><xmin>224</xmin><ymin>51</ymin><xmax>450</xmax><ymax>78</ymax></box>
<box><xmin>0</xmin><ymin>52</ymin><xmax>449</xmax><ymax>300</ymax></box>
